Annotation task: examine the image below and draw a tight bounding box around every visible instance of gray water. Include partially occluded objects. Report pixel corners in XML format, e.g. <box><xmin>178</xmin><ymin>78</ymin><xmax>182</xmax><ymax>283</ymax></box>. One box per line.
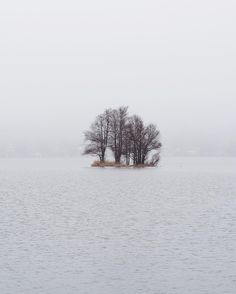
<box><xmin>0</xmin><ymin>157</ymin><xmax>236</xmax><ymax>294</ymax></box>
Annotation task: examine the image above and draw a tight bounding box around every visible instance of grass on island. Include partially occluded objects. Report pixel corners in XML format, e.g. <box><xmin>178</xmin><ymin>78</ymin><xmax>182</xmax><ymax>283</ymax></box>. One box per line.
<box><xmin>91</xmin><ymin>160</ymin><xmax>156</xmax><ymax>168</ymax></box>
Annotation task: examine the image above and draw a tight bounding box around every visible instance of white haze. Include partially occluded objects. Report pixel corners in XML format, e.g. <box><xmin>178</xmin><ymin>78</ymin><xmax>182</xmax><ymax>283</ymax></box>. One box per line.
<box><xmin>0</xmin><ymin>0</ymin><xmax>236</xmax><ymax>157</ymax></box>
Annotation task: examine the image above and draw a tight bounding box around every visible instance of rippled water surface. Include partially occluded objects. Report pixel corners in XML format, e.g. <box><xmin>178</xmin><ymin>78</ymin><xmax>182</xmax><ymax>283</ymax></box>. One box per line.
<box><xmin>0</xmin><ymin>157</ymin><xmax>236</xmax><ymax>294</ymax></box>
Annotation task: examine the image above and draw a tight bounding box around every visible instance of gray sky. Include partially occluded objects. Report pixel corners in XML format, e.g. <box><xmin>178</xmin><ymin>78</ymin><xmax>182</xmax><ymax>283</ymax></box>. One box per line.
<box><xmin>0</xmin><ymin>0</ymin><xmax>235</xmax><ymax>156</ymax></box>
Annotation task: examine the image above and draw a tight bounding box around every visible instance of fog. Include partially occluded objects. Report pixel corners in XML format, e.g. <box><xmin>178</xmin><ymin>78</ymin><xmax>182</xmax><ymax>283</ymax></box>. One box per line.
<box><xmin>0</xmin><ymin>0</ymin><xmax>235</xmax><ymax>157</ymax></box>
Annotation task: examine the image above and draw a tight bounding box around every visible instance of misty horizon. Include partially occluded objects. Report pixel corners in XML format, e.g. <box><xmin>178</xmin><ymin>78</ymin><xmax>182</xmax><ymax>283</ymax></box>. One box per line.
<box><xmin>1</xmin><ymin>0</ymin><xmax>235</xmax><ymax>157</ymax></box>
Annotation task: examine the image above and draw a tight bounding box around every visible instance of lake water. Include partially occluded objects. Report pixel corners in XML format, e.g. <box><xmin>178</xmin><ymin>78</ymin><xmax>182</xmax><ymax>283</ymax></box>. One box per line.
<box><xmin>0</xmin><ymin>157</ymin><xmax>236</xmax><ymax>294</ymax></box>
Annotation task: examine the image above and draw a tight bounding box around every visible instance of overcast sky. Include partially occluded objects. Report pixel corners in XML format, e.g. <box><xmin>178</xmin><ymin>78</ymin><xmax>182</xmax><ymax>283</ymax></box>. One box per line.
<box><xmin>0</xmin><ymin>0</ymin><xmax>235</xmax><ymax>156</ymax></box>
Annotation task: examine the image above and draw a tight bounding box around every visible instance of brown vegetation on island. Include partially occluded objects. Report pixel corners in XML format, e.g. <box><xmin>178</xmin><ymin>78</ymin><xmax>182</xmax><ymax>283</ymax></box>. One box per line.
<box><xmin>83</xmin><ymin>106</ymin><xmax>161</xmax><ymax>168</ymax></box>
<box><xmin>91</xmin><ymin>160</ymin><xmax>157</xmax><ymax>168</ymax></box>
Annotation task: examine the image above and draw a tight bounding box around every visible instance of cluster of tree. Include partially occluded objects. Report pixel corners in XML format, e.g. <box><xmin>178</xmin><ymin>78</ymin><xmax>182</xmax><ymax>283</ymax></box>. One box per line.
<box><xmin>83</xmin><ymin>106</ymin><xmax>161</xmax><ymax>166</ymax></box>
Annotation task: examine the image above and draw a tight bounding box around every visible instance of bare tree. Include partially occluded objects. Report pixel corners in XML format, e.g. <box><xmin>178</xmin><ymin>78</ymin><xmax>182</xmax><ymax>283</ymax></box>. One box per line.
<box><xmin>109</xmin><ymin>106</ymin><xmax>129</xmax><ymax>164</ymax></box>
<box><xmin>83</xmin><ymin>109</ymin><xmax>111</xmax><ymax>162</ymax></box>
<box><xmin>128</xmin><ymin>116</ymin><xmax>161</xmax><ymax>165</ymax></box>
<box><xmin>149</xmin><ymin>151</ymin><xmax>161</xmax><ymax>166</ymax></box>
<box><xmin>141</xmin><ymin>124</ymin><xmax>161</xmax><ymax>164</ymax></box>
<box><xmin>122</xmin><ymin>121</ymin><xmax>132</xmax><ymax>165</ymax></box>
<box><xmin>128</xmin><ymin>115</ymin><xmax>145</xmax><ymax>165</ymax></box>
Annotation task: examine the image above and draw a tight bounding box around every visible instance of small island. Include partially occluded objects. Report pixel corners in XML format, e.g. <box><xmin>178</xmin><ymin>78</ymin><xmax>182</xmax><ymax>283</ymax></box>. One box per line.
<box><xmin>83</xmin><ymin>106</ymin><xmax>161</xmax><ymax>167</ymax></box>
